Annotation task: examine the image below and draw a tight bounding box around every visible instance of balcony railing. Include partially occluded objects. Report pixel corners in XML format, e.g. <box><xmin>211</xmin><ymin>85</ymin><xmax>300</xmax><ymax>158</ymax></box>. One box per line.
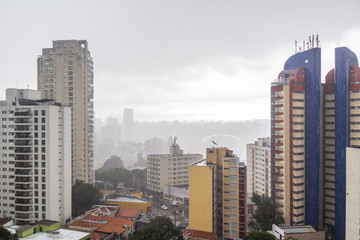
<box><xmin>15</xmin><ymin>184</ymin><xmax>33</xmax><ymax>190</ymax></box>
<box><xmin>14</xmin><ymin>148</ymin><xmax>32</xmax><ymax>153</ymax></box>
<box><xmin>15</xmin><ymin>192</ymin><xmax>33</xmax><ymax>197</ymax></box>
<box><xmin>15</xmin><ymin>206</ymin><xmax>33</xmax><ymax>212</ymax></box>
<box><xmin>15</xmin><ymin>177</ymin><xmax>33</xmax><ymax>183</ymax></box>
<box><xmin>14</xmin><ymin>162</ymin><xmax>33</xmax><ymax>168</ymax></box>
<box><xmin>14</xmin><ymin>155</ymin><xmax>33</xmax><ymax>161</ymax></box>
<box><xmin>15</xmin><ymin>199</ymin><xmax>33</xmax><ymax>205</ymax></box>
<box><xmin>15</xmin><ymin>169</ymin><xmax>33</xmax><ymax>175</ymax></box>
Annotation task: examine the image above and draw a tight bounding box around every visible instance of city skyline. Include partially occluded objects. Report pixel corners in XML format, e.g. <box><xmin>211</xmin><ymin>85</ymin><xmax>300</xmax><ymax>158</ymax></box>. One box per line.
<box><xmin>1</xmin><ymin>0</ymin><xmax>360</xmax><ymax>121</ymax></box>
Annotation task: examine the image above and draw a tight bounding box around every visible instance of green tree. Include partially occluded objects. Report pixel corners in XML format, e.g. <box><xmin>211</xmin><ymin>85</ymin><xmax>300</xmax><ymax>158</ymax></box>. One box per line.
<box><xmin>96</xmin><ymin>167</ymin><xmax>132</xmax><ymax>188</ymax></box>
<box><xmin>130</xmin><ymin>216</ymin><xmax>183</xmax><ymax>240</ymax></box>
<box><xmin>102</xmin><ymin>155</ymin><xmax>124</xmax><ymax>170</ymax></box>
<box><xmin>95</xmin><ymin>167</ymin><xmax>147</xmax><ymax>191</ymax></box>
<box><xmin>243</xmin><ymin>231</ymin><xmax>275</xmax><ymax>240</ymax></box>
<box><xmin>0</xmin><ymin>226</ymin><xmax>18</xmax><ymax>240</ymax></box>
<box><xmin>251</xmin><ymin>193</ymin><xmax>284</xmax><ymax>231</ymax></box>
<box><xmin>72</xmin><ymin>180</ymin><xmax>102</xmax><ymax>218</ymax></box>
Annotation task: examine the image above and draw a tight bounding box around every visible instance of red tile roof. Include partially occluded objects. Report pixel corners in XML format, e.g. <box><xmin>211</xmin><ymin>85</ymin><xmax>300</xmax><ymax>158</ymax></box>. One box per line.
<box><xmin>115</xmin><ymin>208</ymin><xmax>140</xmax><ymax>218</ymax></box>
<box><xmin>70</xmin><ymin>215</ymin><xmax>135</xmax><ymax>236</ymax></box>
<box><xmin>0</xmin><ymin>217</ymin><xmax>12</xmax><ymax>226</ymax></box>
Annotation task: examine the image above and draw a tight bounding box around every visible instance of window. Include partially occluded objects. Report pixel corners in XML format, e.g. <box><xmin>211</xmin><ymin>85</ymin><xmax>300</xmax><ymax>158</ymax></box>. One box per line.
<box><xmin>229</xmin><ymin>158</ymin><xmax>237</xmax><ymax>165</ymax></box>
<box><xmin>229</xmin><ymin>191</ymin><xmax>237</xmax><ymax>196</ymax></box>
<box><xmin>229</xmin><ymin>167</ymin><xmax>236</xmax><ymax>173</ymax></box>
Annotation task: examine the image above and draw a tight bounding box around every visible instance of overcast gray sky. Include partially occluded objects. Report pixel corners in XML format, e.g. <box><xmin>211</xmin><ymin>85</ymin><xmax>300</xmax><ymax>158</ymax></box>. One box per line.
<box><xmin>1</xmin><ymin>0</ymin><xmax>360</xmax><ymax>122</ymax></box>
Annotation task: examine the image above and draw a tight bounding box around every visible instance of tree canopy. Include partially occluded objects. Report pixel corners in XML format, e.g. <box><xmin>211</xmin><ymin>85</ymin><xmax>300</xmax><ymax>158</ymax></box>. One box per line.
<box><xmin>129</xmin><ymin>216</ymin><xmax>183</xmax><ymax>240</ymax></box>
<box><xmin>243</xmin><ymin>231</ymin><xmax>275</xmax><ymax>240</ymax></box>
<box><xmin>102</xmin><ymin>155</ymin><xmax>124</xmax><ymax>170</ymax></box>
<box><xmin>95</xmin><ymin>167</ymin><xmax>146</xmax><ymax>190</ymax></box>
<box><xmin>0</xmin><ymin>226</ymin><xmax>18</xmax><ymax>240</ymax></box>
<box><xmin>251</xmin><ymin>193</ymin><xmax>284</xmax><ymax>231</ymax></box>
<box><xmin>72</xmin><ymin>180</ymin><xmax>102</xmax><ymax>218</ymax></box>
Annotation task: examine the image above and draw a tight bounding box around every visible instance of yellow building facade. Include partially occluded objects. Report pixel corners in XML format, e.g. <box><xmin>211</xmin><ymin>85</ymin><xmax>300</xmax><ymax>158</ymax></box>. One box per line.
<box><xmin>189</xmin><ymin>148</ymin><xmax>247</xmax><ymax>239</ymax></box>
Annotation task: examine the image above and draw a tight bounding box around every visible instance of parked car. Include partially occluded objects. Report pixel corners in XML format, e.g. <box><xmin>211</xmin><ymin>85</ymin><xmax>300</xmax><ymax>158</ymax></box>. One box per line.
<box><xmin>171</xmin><ymin>200</ymin><xmax>178</xmax><ymax>206</ymax></box>
<box><xmin>161</xmin><ymin>205</ymin><xmax>168</xmax><ymax>210</ymax></box>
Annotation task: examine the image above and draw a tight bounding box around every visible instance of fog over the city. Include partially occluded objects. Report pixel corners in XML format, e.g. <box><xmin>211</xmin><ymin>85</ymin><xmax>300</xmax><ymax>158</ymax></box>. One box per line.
<box><xmin>1</xmin><ymin>0</ymin><xmax>360</xmax><ymax>122</ymax></box>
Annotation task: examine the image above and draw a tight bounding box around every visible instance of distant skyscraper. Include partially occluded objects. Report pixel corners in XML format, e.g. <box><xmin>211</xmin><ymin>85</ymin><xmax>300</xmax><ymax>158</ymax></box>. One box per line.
<box><xmin>122</xmin><ymin>108</ymin><xmax>133</xmax><ymax>141</ymax></box>
<box><xmin>189</xmin><ymin>147</ymin><xmax>247</xmax><ymax>239</ymax></box>
<box><xmin>322</xmin><ymin>47</ymin><xmax>360</xmax><ymax>240</ymax></box>
<box><xmin>37</xmin><ymin>40</ymin><xmax>94</xmax><ymax>184</ymax></box>
<box><xmin>271</xmin><ymin>47</ymin><xmax>321</xmax><ymax>226</ymax></box>
<box><xmin>146</xmin><ymin>138</ymin><xmax>202</xmax><ymax>192</ymax></box>
<box><xmin>0</xmin><ymin>89</ymin><xmax>71</xmax><ymax>225</ymax></box>
<box><xmin>246</xmin><ymin>137</ymin><xmax>271</xmax><ymax>197</ymax></box>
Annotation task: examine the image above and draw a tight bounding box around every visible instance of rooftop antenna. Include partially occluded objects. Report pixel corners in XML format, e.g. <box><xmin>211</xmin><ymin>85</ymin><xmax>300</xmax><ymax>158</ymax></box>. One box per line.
<box><xmin>303</xmin><ymin>41</ymin><xmax>305</xmax><ymax>51</ymax></box>
<box><xmin>295</xmin><ymin>40</ymin><xmax>298</xmax><ymax>54</ymax></box>
<box><xmin>312</xmin><ymin>35</ymin><xmax>315</xmax><ymax>48</ymax></box>
<box><xmin>316</xmin><ymin>34</ymin><xmax>320</xmax><ymax>47</ymax></box>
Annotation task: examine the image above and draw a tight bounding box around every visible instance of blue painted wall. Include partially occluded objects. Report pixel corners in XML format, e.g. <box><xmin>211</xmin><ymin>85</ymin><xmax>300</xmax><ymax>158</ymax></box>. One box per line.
<box><xmin>334</xmin><ymin>47</ymin><xmax>358</xmax><ymax>240</ymax></box>
<box><xmin>284</xmin><ymin>48</ymin><xmax>322</xmax><ymax>225</ymax></box>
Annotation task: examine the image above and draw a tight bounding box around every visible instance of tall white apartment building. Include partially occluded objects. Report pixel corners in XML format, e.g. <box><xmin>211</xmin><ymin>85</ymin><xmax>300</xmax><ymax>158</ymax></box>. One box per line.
<box><xmin>0</xmin><ymin>89</ymin><xmax>71</xmax><ymax>225</ymax></box>
<box><xmin>147</xmin><ymin>138</ymin><xmax>202</xmax><ymax>192</ymax></box>
<box><xmin>38</xmin><ymin>40</ymin><xmax>94</xmax><ymax>184</ymax></box>
<box><xmin>246</xmin><ymin>137</ymin><xmax>271</xmax><ymax>197</ymax></box>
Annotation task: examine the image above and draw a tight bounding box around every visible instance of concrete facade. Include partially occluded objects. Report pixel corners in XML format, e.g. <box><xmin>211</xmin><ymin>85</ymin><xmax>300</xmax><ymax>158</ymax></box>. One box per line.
<box><xmin>0</xmin><ymin>89</ymin><xmax>71</xmax><ymax>225</ymax></box>
<box><xmin>37</xmin><ymin>40</ymin><xmax>94</xmax><ymax>184</ymax></box>
<box><xmin>189</xmin><ymin>148</ymin><xmax>247</xmax><ymax>239</ymax></box>
<box><xmin>345</xmin><ymin>147</ymin><xmax>360</xmax><ymax>240</ymax></box>
<box><xmin>322</xmin><ymin>47</ymin><xmax>360</xmax><ymax>240</ymax></box>
<box><xmin>146</xmin><ymin>140</ymin><xmax>202</xmax><ymax>192</ymax></box>
<box><xmin>246</xmin><ymin>137</ymin><xmax>271</xmax><ymax>197</ymax></box>
<box><xmin>271</xmin><ymin>47</ymin><xmax>322</xmax><ymax>226</ymax></box>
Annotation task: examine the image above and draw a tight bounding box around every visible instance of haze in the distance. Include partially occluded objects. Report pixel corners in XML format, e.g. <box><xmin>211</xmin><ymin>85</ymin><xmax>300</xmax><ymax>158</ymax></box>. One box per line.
<box><xmin>1</xmin><ymin>0</ymin><xmax>360</xmax><ymax>121</ymax></box>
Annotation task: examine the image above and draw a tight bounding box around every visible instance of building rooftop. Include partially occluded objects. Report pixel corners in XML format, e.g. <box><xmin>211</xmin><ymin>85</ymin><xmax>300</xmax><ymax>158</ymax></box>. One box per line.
<box><xmin>70</xmin><ymin>215</ymin><xmax>135</xmax><ymax>236</ymax></box>
<box><xmin>280</xmin><ymin>225</ymin><xmax>316</xmax><ymax>234</ymax></box>
<box><xmin>107</xmin><ymin>196</ymin><xmax>149</xmax><ymax>203</ymax></box>
<box><xmin>34</xmin><ymin>219</ymin><xmax>58</xmax><ymax>227</ymax></box>
<box><xmin>190</xmin><ymin>159</ymin><xmax>207</xmax><ymax>166</ymax></box>
<box><xmin>115</xmin><ymin>208</ymin><xmax>141</xmax><ymax>219</ymax></box>
<box><xmin>19</xmin><ymin>228</ymin><xmax>90</xmax><ymax>240</ymax></box>
<box><xmin>0</xmin><ymin>217</ymin><xmax>12</xmax><ymax>226</ymax></box>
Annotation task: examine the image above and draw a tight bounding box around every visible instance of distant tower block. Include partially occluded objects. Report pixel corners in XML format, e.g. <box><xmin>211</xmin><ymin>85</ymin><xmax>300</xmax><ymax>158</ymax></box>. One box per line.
<box><xmin>122</xmin><ymin>108</ymin><xmax>134</xmax><ymax>141</ymax></box>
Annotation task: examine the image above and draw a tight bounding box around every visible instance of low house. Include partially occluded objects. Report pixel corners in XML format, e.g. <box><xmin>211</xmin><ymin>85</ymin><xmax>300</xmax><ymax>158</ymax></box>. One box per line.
<box><xmin>69</xmin><ymin>214</ymin><xmax>135</xmax><ymax>240</ymax></box>
<box><xmin>105</xmin><ymin>196</ymin><xmax>151</xmax><ymax>214</ymax></box>
<box><xmin>13</xmin><ymin>220</ymin><xmax>90</xmax><ymax>240</ymax></box>
<box><xmin>270</xmin><ymin>224</ymin><xmax>325</xmax><ymax>240</ymax></box>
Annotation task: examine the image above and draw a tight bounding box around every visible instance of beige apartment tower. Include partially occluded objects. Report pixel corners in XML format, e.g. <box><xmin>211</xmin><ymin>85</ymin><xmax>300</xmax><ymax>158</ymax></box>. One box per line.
<box><xmin>189</xmin><ymin>148</ymin><xmax>247</xmax><ymax>239</ymax></box>
<box><xmin>146</xmin><ymin>138</ymin><xmax>202</xmax><ymax>192</ymax></box>
<box><xmin>246</xmin><ymin>137</ymin><xmax>271</xmax><ymax>197</ymax></box>
<box><xmin>37</xmin><ymin>40</ymin><xmax>94</xmax><ymax>184</ymax></box>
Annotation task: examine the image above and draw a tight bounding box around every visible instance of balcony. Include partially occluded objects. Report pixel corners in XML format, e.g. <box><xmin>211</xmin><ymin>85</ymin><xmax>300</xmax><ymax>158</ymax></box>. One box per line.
<box><xmin>14</xmin><ymin>118</ymin><xmax>32</xmax><ymax>124</ymax></box>
<box><xmin>14</xmin><ymin>110</ymin><xmax>32</xmax><ymax>117</ymax></box>
<box><xmin>15</xmin><ymin>199</ymin><xmax>33</xmax><ymax>205</ymax></box>
<box><xmin>15</xmin><ymin>192</ymin><xmax>33</xmax><ymax>197</ymax></box>
<box><xmin>15</xmin><ymin>206</ymin><xmax>33</xmax><ymax>212</ymax></box>
<box><xmin>15</xmin><ymin>177</ymin><xmax>33</xmax><ymax>183</ymax></box>
<box><xmin>14</xmin><ymin>148</ymin><xmax>32</xmax><ymax>154</ymax></box>
<box><xmin>14</xmin><ymin>125</ymin><xmax>32</xmax><ymax>131</ymax></box>
<box><xmin>14</xmin><ymin>162</ymin><xmax>33</xmax><ymax>168</ymax></box>
<box><xmin>15</xmin><ymin>169</ymin><xmax>33</xmax><ymax>175</ymax></box>
<box><xmin>15</xmin><ymin>213</ymin><xmax>33</xmax><ymax>220</ymax></box>
<box><xmin>14</xmin><ymin>140</ymin><xmax>32</xmax><ymax>146</ymax></box>
<box><xmin>14</xmin><ymin>155</ymin><xmax>33</xmax><ymax>161</ymax></box>
<box><xmin>14</xmin><ymin>133</ymin><xmax>32</xmax><ymax>139</ymax></box>
<box><xmin>15</xmin><ymin>184</ymin><xmax>33</xmax><ymax>190</ymax></box>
